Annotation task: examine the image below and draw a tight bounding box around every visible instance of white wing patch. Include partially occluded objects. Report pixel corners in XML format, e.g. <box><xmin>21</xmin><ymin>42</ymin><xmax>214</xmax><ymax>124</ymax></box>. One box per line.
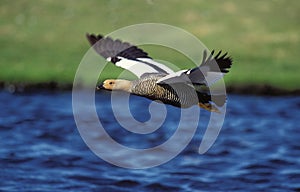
<box><xmin>111</xmin><ymin>57</ymin><xmax>174</xmax><ymax>78</ymax></box>
<box><xmin>156</xmin><ymin>70</ymin><xmax>188</xmax><ymax>84</ymax></box>
<box><xmin>112</xmin><ymin>57</ymin><xmax>166</xmax><ymax>78</ymax></box>
<box><xmin>137</xmin><ymin>58</ymin><xmax>174</xmax><ymax>74</ymax></box>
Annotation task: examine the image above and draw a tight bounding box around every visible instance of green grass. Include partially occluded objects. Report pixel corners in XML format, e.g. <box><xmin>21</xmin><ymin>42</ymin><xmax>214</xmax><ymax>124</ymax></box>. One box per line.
<box><xmin>0</xmin><ymin>0</ymin><xmax>299</xmax><ymax>89</ymax></box>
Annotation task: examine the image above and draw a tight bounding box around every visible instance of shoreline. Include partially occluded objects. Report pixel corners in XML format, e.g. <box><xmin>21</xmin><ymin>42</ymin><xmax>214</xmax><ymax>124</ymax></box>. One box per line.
<box><xmin>0</xmin><ymin>81</ymin><xmax>299</xmax><ymax>96</ymax></box>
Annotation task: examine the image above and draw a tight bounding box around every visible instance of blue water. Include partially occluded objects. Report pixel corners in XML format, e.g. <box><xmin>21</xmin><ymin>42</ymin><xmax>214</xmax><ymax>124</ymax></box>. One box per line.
<box><xmin>0</xmin><ymin>91</ymin><xmax>300</xmax><ymax>191</ymax></box>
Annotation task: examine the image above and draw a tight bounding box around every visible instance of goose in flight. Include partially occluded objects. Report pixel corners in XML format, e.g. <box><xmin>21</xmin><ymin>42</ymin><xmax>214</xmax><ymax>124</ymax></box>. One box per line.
<box><xmin>86</xmin><ymin>33</ymin><xmax>232</xmax><ymax>112</ymax></box>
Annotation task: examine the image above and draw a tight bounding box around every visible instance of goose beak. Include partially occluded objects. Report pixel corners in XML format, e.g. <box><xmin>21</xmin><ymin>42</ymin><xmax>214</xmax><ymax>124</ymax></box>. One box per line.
<box><xmin>96</xmin><ymin>83</ymin><xmax>104</xmax><ymax>90</ymax></box>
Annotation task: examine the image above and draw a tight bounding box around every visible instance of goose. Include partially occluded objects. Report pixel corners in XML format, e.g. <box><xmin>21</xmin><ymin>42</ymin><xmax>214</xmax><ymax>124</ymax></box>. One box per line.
<box><xmin>86</xmin><ymin>33</ymin><xmax>232</xmax><ymax>112</ymax></box>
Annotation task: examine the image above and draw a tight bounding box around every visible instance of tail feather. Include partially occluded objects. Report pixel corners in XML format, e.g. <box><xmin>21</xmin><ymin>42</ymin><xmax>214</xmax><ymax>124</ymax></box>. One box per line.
<box><xmin>196</xmin><ymin>91</ymin><xmax>226</xmax><ymax>107</ymax></box>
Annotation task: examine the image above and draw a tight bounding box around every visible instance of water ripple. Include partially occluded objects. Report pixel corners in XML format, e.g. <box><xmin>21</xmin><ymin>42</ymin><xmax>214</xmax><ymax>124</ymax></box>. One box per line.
<box><xmin>0</xmin><ymin>92</ymin><xmax>299</xmax><ymax>191</ymax></box>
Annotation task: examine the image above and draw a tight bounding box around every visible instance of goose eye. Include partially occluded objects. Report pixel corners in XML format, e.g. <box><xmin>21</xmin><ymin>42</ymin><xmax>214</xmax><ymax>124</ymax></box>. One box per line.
<box><xmin>109</xmin><ymin>82</ymin><xmax>113</xmax><ymax>85</ymax></box>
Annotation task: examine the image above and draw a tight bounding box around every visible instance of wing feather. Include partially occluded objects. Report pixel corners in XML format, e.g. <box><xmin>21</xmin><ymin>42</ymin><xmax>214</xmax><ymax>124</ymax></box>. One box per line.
<box><xmin>86</xmin><ymin>33</ymin><xmax>174</xmax><ymax>77</ymax></box>
<box><xmin>157</xmin><ymin>50</ymin><xmax>232</xmax><ymax>86</ymax></box>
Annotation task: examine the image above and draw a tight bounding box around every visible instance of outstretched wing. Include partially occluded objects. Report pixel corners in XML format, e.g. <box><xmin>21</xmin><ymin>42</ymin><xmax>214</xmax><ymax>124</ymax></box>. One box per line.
<box><xmin>86</xmin><ymin>33</ymin><xmax>174</xmax><ymax>77</ymax></box>
<box><xmin>157</xmin><ymin>50</ymin><xmax>232</xmax><ymax>86</ymax></box>
<box><xmin>157</xmin><ymin>50</ymin><xmax>232</xmax><ymax>108</ymax></box>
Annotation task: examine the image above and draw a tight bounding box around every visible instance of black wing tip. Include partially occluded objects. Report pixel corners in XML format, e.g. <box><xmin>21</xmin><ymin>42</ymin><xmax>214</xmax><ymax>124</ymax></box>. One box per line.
<box><xmin>86</xmin><ymin>33</ymin><xmax>104</xmax><ymax>46</ymax></box>
<box><xmin>203</xmin><ymin>49</ymin><xmax>232</xmax><ymax>61</ymax></box>
<box><xmin>85</xmin><ymin>33</ymin><xmax>151</xmax><ymax>60</ymax></box>
<box><xmin>202</xmin><ymin>49</ymin><xmax>233</xmax><ymax>73</ymax></box>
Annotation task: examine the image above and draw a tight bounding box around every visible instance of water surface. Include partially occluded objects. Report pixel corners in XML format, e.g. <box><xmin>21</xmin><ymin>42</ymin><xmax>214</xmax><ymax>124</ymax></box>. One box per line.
<box><xmin>0</xmin><ymin>91</ymin><xmax>299</xmax><ymax>191</ymax></box>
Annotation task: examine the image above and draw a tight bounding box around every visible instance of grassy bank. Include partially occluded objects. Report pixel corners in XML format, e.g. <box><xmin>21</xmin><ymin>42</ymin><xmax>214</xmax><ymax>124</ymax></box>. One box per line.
<box><xmin>0</xmin><ymin>0</ymin><xmax>299</xmax><ymax>89</ymax></box>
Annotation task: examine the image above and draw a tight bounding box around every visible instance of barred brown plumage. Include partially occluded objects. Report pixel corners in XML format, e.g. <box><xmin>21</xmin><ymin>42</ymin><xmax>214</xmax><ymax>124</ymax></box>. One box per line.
<box><xmin>87</xmin><ymin>33</ymin><xmax>232</xmax><ymax>112</ymax></box>
<box><xmin>131</xmin><ymin>74</ymin><xmax>199</xmax><ymax>108</ymax></box>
